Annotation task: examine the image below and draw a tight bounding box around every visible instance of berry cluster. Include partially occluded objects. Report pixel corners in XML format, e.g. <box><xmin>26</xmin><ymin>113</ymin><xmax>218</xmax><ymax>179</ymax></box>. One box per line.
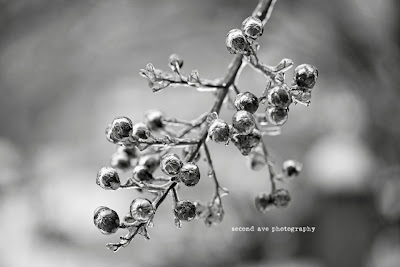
<box><xmin>94</xmin><ymin>0</ymin><xmax>318</xmax><ymax>252</ymax></box>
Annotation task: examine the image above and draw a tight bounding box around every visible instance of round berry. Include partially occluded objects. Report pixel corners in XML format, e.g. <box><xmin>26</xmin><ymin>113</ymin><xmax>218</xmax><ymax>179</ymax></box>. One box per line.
<box><xmin>169</xmin><ymin>54</ymin><xmax>184</xmax><ymax>71</ymax></box>
<box><xmin>144</xmin><ymin>110</ymin><xmax>164</xmax><ymax>131</ymax></box>
<box><xmin>266</xmin><ymin>106</ymin><xmax>288</xmax><ymax>126</ymax></box>
<box><xmin>255</xmin><ymin>193</ymin><xmax>274</xmax><ymax>213</ymax></box>
<box><xmin>226</xmin><ymin>29</ymin><xmax>250</xmax><ymax>55</ymax></box>
<box><xmin>110</xmin><ymin>151</ymin><xmax>131</xmax><ymax>171</ymax></box>
<box><xmin>130</xmin><ymin>198</ymin><xmax>155</xmax><ymax>222</ymax></box>
<box><xmin>138</xmin><ymin>154</ymin><xmax>160</xmax><ymax>174</ymax></box>
<box><xmin>232</xmin><ymin>128</ymin><xmax>262</xmax><ymax>156</ymax></box>
<box><xmin>160</xmin><ymin>153</ymin><xmax>183</xmax><ymax>176</ymax></box>
<box><xmin>117</xmin><ymin>146</ymin><xmax>138</xmax><ymax>159</ymax></box>
<box><xmin>174</xmin><ymin>200</ymin><xmax>196</xmax><ymax>221</ymax></box>
<box><xmin>106</xmin><ymin>117</ymin><xmax>133</xmax><ymax>144</ymax></box>
<box><xmin>96</xmin><ymin>167</ymin><xmax>120</xmax><ymax>190</ymax></box>
<box><xmin>94</xmin><ymin>206</ymin><xmax>120</xmax><ymax>235</ymax></box>
<box><xmin>267</xmin><ymin>86</ymin><xmax>291</xmax><ymax>108</ymax></box>
<box><xmin>232</xmin><ymin>110</ymin><xmax>256</xmax><ymax>135</ymax></box>
<box><xmin>283</xmin><ymin>160</ymin><xmax>302</xmax><ymax>177</ymax></box>
<box><xmin>248</xmin><ymin>153</ymin><xmax>266</xmax><ymax>171</ymax></box>
<box><xmin>182</xmin><ymin>146</ymin><xmax>201</xmax><ymax>162</ymax></box>
<box><xmin>132</xmin><ymin>122</ymin><xmax>151</xmax><ymax>139</ymax></box>
<box><xmin>234</xmin><ymin>91</ymin><xmax>259</xmax><ymax>114</ymax></box>
<box><xmin>294</xmin><ymin>64</ymin><xmax>318</xmax><ymax>89</ymax></box>
<box><xmin>241</xmin><ymin>16</ymin><xmax>263</xmax><ymax>40</ymax></box>
<box><xmin>271</xmin><ymin>189</ymin><xmax>291</xmax><ymax>207</ymax></box>
<box><xmin>208</xmin><ymin>119</ymin><xmax>230</xmax><ymax>144</ymax></box>
<box><xmin>178</xmin><ymin>162</ymin><xmax>200</xmax><ymax>187</ymax></box>
<box><xmin>133</xmin><ymin>165</ymin><xmax>153</xmax><ymax>182</ymax></box>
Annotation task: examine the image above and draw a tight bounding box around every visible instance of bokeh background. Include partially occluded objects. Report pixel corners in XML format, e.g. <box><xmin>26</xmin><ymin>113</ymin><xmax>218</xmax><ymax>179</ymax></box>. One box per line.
<box><xmin>0</xmin><ymin>0</ymin><xmax>399</xmax><ymax>266</ymax></box>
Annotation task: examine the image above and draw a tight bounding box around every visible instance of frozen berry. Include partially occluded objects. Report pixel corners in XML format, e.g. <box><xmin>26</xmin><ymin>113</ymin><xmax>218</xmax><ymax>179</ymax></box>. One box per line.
<box><xmin>174</xmin><ymin>200</ymin><xmax>196</xmax><ymax>221</ymax></box>
<box><xmin>132</xmin><ymin>122</ymin><xmax>151</xmax><ymax>139</ymax></box>
<box><xmin>282</xmin><ymin>160</ymin><xmax>302</xmax><ymax>177</ymax></box>
<box><xmin>160</xmin><ymin>153</ymin><xmax>183</xmax><ymax>176</ymax></box>
<box><xmin>182</xmin><ymin>146</ymin><xmax>201</xmax><ymax>162</ymax></box>
<box><xmin>232</xmin><ymin>110</ymin><xmax>256</xmax><ymax>135</ymax></box>
<box><xmin>144</xmin><ymin>110</ymin><xmax>164</xmax><ymax>130</ymax></box>
<box><xmin>169</xmin><ymin>54</ymin><xmax>184</xmax><ymax>71</ymax></box>
<box><xmin>271</xmin><ymin>189</ymin><xmax>291</xmax><ymax>207</ymax></box>
<box><xmin>178</xmin><ymin>162</ymin><xmax>200</xmax><ymax>187</ymax></box>
<box><xmin>133</xmin><ymin>165</ymin><xmax>153</xmax><ymax>182</ymax></box>
<box><xmin>248</xmin><ymin>152</ymin><xmax>266</xmax><ymax>171</ymax></box>
<box><xmin>94</xmin><ymin>206</ymin><xmax>120</xmax><ymax>235</ymax></box>
<box><xmin>208</xmin><ymin>119</ymin><xmax>230</xmax><ymax>144</ymax></box>
<box><xmin>232</xmin><ymin>128</ymin><xmax>261</xmax><ymax>156</ymax></box>
<box><xmin>294</xmin><ymin>64</ymin><xmax>318</xmax><ymax>89</ymax></box>
<box><xmin>110</xmin><ymin>151</ymin><xmax>131</xmax><ymax>171</ymax></box>
<box><xmin>255</xmin><ymin>193</ymin><xmax>274</xmax><ymax>213</ymax></box>
<box><xmin>226</xmin><ymin>29</ymin><xmax>250</xmax><ymax>55</ymax></box>
<box><xmin>138</xmin><ymin>154</ymin><xmax>160</xmax><ymax>174</ymax></box>
<box><xmin>234</xmin><ymin>91</ymin><xmax>259</xmax><ymax>113</ymax></box>
<box><xmin>266</xmin><ymin>106</ymin><xmax>288</xmax><ymax>126</ymax></box>
<box><xmin>267</xmin><ymin>85</ymin><xmax>291</xmax><ymax>108</ymax></box>
<box><xmin>96</xmin><ymin>167</ymin><xmax>120</xmax><ymax>190</ymax></box>
<box><xmin>130</xmin><ymin>198</ymin><xmax>155</xmax><ymax>222</ymax></box>
<box><xmin>105</xmin><ymin>117</ymin><xmax>133</xmax><ymax>144</ymax></box>
<box><xmin>241</xmin><ymin>16</ymin><xmax>263</xmax><ymax>40</ymax></box>
<box><xmin>117</xmin><ymin>146</ymin><xmax>138</xmax><ymax>159</ymax></box>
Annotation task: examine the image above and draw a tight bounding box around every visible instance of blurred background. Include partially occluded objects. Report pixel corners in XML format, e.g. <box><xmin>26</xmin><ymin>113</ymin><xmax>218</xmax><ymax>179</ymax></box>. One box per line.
<box><xmin>0</xmin><ymin>0</ymin><xmax>399</xmax><ymax>266</ymax></box>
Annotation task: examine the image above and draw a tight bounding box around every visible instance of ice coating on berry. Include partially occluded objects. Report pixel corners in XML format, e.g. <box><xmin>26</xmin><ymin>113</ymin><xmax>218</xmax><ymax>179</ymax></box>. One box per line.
<box><xmin>130</xmin><ymin>198</ymin><xmax>155</xmax><ymax>222</ymax></box>
<box><xmin>255</xmin><ymin>193</ymin><xmax>274</xmax><ymax>213</ymax></box>
<box><xmin>268</xmin><ymin>85</ymin><xmax>291</xmax><ymax>108</ymax></box>
<box><xmin>226</xmin><ymin>29</ymin><xmax>250</xmax><ymax>55</ymax></box>
<box><xmin>169</xmin><ymin>54</ymin><xmax>184</xmax><ymax>70</ymax></box>
<box><xmin>234</xmin><ymin>91</ymin><xmax>259</xmax><ymax>113</ymax></box>
<box><xmin>94</xmin><ymin>206</ymin><xmax>120</xmax><ymax>235</ymax></box>
<box><xmin>208</xmin><ymin>119</ymin><xmax>230</xmax><ymax>143</ymax></box>
<box><xmin>283</xmin><ymin>160</ymin><xmax>301</xmax><ymax>177</ymax></box>
<box><xmin>232</xmin><ymin>110</ymin><xmax>256</xmax><ymax>135</ymax></box>
<box><xmin>144</xmin><ymin>110</ymin><xmax>164</xmax><ymax>130</ymax></box>
<box><xmin>106</xmin><ymin>117</ymin><xmax>133</xmax><ymax>144</ymax></box>
<box><xmin>96</xmin><ymin>167</ymin><xmax>121</xmax><ymax>190</ymax></box>
<box><xmin>248</xmin><ymin>152</ymin><xmax>266</xmax><ymax>171</ymax></box>
<box><xmin>138</xmin><ymin>154</ymin><xmax>160</xmax><ymax>174</ymax></box>
<box><xmin>174</xmin><ymin>200</ymin><xmax>196</xmax><ymax>221</ymax></box>
<box><xmin>241</xmin><ymin>16</ymin><xmax>263</xmax><ymax>40</ymax></box>
<box><xmin>133</xmin><ymin>165</ymin><xmax>153</xmax><ymax>181</ymax></box>
<box><xmin>232</xmin><ymin>128</ymin><xmax>261</xmax><ymax>156</ymax></box>
<box><xmin>266</xmin><ymin>106</ymin><xmax>288</xmax><ymax>126</ymax></box>
<box><xmin>110</xmin><ymin>151</ymin><xmax>131</xmax><ymax>171</ymax></box>
<box><xmin>272</xmin><ymin>189</ymin><xmax>291</xmax><ymax>207</ymax></box>
<box><xmin>160</xmin><ymin>153</ymin><xmax>183</xmax><ymax>176</ymax></box>
<box><xmin>178</xmin><ymin>162</ymin><xmax>200</xmax><ymax>187</ymax></box>
<box><xmin>132</xmin><ymin>122</ymin><xmax>150</xmax><ymax>139</ymax></box>
<box><xmin>294</xmin><ymin>64</ymin><xmax>318</xmax><ymax>89</ymax></box>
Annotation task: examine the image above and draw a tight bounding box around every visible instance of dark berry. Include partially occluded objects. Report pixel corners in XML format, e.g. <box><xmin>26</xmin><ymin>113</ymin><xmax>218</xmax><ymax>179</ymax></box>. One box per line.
<box><xmin>178</xmin><ymin>162</ymin><xmax>200</xmax><ymax>187</ymax></box>
<box><xmin>232</xmin><ymin>128</ymin><xmax>261</xmax><ymax>156</ymax></box>
<box><xmin>248</xmin><ymin>152</ymin><xmax>266</xmax><ymax>171</ymax></box>
<box><xmin>96</xmin><ymin>167</ymin><xmax>120</xmax><ymax>190</ymax></box>
<box><xmin>271</xmin><ymin>189</ymin><xmax>291</xmax><ymax>207</ymax></box>
<box><xmin>138</xmin><ymin>154</ymin><xmax>160</xmax><ymax>174</ymax></box>
<box><xmin>94</xmin><ymin>206</ymin><xmax>120</xmax><ymax>235</ymax></box>
<box><xmin>232</xmin><ymin>110</ymin><xmax>256</xmax><ymax>135</ymax></box>
<box><xmin>132</xmin><ymin>122</ymin><xmax>151</xmax><ymax>139</ymax></box>
<box><xmin>144</xmin><ymin>110</ymin><xmax>164</xmax><ymax>130</ymax></box>
<box><xmin>130</xmin><ymin>198</ymin><xmax>155</xmax><ymax>222</ymax></box>
<box><xmin>160</xmin><ymin>153</ymin><xmax>183</xmax><ymax>176</ymax></box>
<box><xmin>105</xmin><ymin>117</ymin><xmax>133</xmax><ymax>144</ymax></box>
<box><xmin>169</xmin><ymin>54</ymin><xmax>184</xmax><ymax>71</ymax></box>
<box><xmin>208</xmin><ymin>119</ymin><xmax>230</xmax><ymax>144</ymax></box>
<box><xmin>226</xmin><ymin>29</ymin><xmax>250</xmax><ymax>55</ymax></box>
<box><xmin>110</xmin><ymin>151</ymin><xmax>131</xmax><ymax>171</ymax></box>
<box><xmin>266</xmin><ymin>106</ymin><xmax>288</xmax><ymax>126</ymax></box>
<box><xmin>234</xmin><ymin>91</ymin><xmax>259</xmax><ymax>113</ymax></box>
<box><xmin>267</xmin><ymin>85</ymin><xmax>291</xmax><ymax>108</ymax></box>
<box><xmin>241</xmin><ymin>16</ymin><xmax>263</xmax><ymax>40</ymax></box>
<box><xmin>282</xmin><ymin>160</ymin><xmax>302</xmax><ymax>177</ymax></box>
<box><xmin>174</xmin><ymin>200</ymin><xmax>196</xmax><ymax>221</ymax></box>
<box><xmin>117</xmin><ymin>146</ymin><xmax>138</xmax><ymax>159</ymax></box>
<box><xmin>133</xmin><ymin>165</ymin><xmax>153</xmax><ymax>182</ymax></box>
<box><xmin>294</xmin><ymin>64</ymin><xmax>318</xmax><ymax>89</ymax></box>
<box><xmin>255</xmin><ymin>193</ymin><xmax>274</xmax><ymax>213</ymax></box>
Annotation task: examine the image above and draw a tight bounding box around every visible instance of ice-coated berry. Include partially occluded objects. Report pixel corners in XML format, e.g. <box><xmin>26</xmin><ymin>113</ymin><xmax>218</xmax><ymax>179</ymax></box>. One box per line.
<box><xmin>226</xmin><ymin>29</ymin><xmax>250</xmax><ymax>55</ymax></box>
<box><xmin>96</xmin><ymin>167</ymin><xmax>120</xmax><ymax>190</ymax></box>
<box><xmin>132</xmin><ymin>122</ymin><xmax>151</xmax><ymax>139</ymax></box>
<box><xmin>283</xmin><ymin>160</ymin><xmax>302</xmax><ymax>177</ymax></box>
<box><xmin>94</xmin><ymin>206</ymin><xmax>120</xmax><ymax>235</ymax></box>
<box><xmin>266</xmin><ymin>106</ymin><xmax>288</xmax><ymax>126</ymax></box>
<box><xmin>105</xmin><ymin>116</ymin><xmax>133</xmax><ymax>144</ymax></box>
<box><xmin>271</xmin><ymin>189</ymin><xmax>291</xmax><ymax>207</ymax></box>
<box><xmin>160</xmin><ymin>153</ymin><xmax>183</xmax><ymax>176</ymax></box>
<box><xmin>241</xmin><ymin>16</ymin><xmax>263</xmax><ymax>40</ymax></box>
<box><xmin>133</xmin><ymin>165</ymin><xmax>153</xmax><ymax>182</ymax></box>
<box><xmin>234</xmin><ymin>91</ymin><xmax>259</xmax><ymax>114</ymax></box>
<box><xmin>130</xmin><ymin>198</ymin><xmax>155</xmax><ymax>222</ymax></box>
<box><xmin>178</xmin><ymin>162</ymin><xmax>200</xmax><ymax>187</ymax></box>
<box><xmin>232</xmin><ymin>128</ymin><xmax>261</xmax><ymax>156</ymax></box>
<box><xmin>138</xmin><ymin>154</ymin><xmax>160</xmax><ymax>174</ymax></box>
<box><xmin>248</xmin><ymin>152</ymin><xmax>266</xmax><ymax>171</ymax></box>
<box><xmin>208</xmin><ymin>119</ymin><xmax>230</xmax><ymax>144</ymax></box>
<box><xmin>294</xmin><ymin>64</ymin><xmax>318</xmax><ymax>89</ymax></box>
<box><xmin>267</xmin><ymin>85</ymin><xmax>291</xmax><ymax>108</ymax></box>
<box><xmin>169</xmin><ymin>54</ymin><xmax>184</xmax><ymax>71</ymax></box>
<box><xmin>110</xmin><ymin>151</ymin><xmax>131</xmax><ymax>171</ymax></box>
<box><xmin>117</xmin><ymin>146</ymin><xmax>137</xmax><ymax>159</ymax></box>
<box><xmin>232</xmin><ymin>110</ymin><xmax>256</xmax><ymax>135</ymax></box>
<box><xmin>144</xmin><ymin>110</ymin><xmax>164</xmax><ymax>130</ymax></box>
<box><xmin>255</xmin><ymin>193</ymin><xmax>274</xmax><ymax>213</ymax></box>
<box><xmin>174</xmin><ymin>200</ymin><xmax>196</xmax><ymax>221</ymax></box>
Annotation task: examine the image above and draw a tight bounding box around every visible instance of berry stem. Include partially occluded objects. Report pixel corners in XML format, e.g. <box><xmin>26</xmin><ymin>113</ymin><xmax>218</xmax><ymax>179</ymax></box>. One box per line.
<box><xmin>203</xmin><ymin>143</ymin><xmax>225</xmax><ymax>200</ymax></box>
